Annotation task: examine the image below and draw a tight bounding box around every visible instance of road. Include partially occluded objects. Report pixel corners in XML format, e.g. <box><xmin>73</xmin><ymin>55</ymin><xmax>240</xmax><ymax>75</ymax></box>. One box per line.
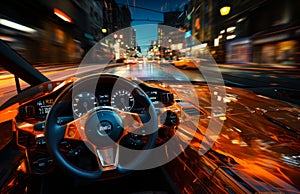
<box><xmin>1</xmin><ymin>62</ymin><xmax>299</xmax><ymax>106</ymax></box>
<box><xmin>214</xmin><ymin>63</ymin><xmax>300</xmax><ymax>105</ymax></box>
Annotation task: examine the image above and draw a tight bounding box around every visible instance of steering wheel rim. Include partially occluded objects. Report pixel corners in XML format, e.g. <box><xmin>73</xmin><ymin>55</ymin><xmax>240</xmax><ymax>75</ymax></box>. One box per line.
<box><xmin>45</xmin><ymin>73</ymin><xmax>158</xmax><ymax>180</ymax></box>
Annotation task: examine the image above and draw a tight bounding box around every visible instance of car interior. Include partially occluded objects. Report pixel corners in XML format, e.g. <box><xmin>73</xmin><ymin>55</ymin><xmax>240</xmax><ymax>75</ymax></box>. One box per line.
<box><xmin>0</xmin><ymin>20</ymin><xmax>300</xmax><ymax>194</ymax></box>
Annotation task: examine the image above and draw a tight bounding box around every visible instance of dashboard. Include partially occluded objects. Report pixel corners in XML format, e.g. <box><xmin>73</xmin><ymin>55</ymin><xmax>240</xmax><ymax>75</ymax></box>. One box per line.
<box><xmin>15</xmin><ymin>76</ymin><xmax>180</xmax><ymax>175</ymax></box>
<box><xmin>17</xmin><ymin>79</ymin><xmax>175</xmax><ymax>120</ymax></box>
<box><xmin>71</xmin><ymin>85</ymin><xmax>175</xmax><ymax>118</ymax></box>
<box><xmin>18</xmin><ymin>93</ymin><xmax>58</xmax><ymax>120</ymax></box>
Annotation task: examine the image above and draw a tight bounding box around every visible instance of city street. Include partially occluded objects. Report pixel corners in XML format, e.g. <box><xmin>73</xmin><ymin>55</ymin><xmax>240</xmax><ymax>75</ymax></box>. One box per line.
<box><xmin>1</xmin><ymin>62</ymin><xmax>299</xmax><ymax>105</ymax></box>
<box><xmin>1</xmin><ymin>0</ymin><xmax>300</xmax><ymax>193</ymax></box>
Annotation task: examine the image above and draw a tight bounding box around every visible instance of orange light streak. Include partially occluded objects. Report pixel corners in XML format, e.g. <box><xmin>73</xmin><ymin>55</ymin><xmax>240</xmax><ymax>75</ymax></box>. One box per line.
<box><xmin>54</xmin><ymin>8</ymin><xmax>72</xmax><ymax>23</ymax></box>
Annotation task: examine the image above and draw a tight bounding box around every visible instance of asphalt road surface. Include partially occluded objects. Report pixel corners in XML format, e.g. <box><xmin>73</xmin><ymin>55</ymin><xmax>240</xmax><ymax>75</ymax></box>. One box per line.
<box><xmin>1</xmin><ymin>62</ymin><xmax>299</xmax><ymax>106</ymax></box>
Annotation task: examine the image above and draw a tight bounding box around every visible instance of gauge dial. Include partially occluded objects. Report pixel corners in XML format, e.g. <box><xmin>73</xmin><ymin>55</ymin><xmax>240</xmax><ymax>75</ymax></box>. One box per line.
<box><xmin>111</xmin><ymin>90</ymin><xmax>134</xmax><ymax>111</ymax></box>
<box><xmin>72</xmin><ymin>92</ymin><xmax>98</xmax><ymax>117</ymax></box>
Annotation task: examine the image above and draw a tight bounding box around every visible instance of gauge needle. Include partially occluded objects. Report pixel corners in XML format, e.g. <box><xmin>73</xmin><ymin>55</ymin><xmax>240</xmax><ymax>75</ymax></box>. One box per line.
<box><xmin>83</xmin><ymin>101</ymin><xmax>89</xmax><ymax>112</ymax></box>
<box><xmin>120</xmin><ymin>97</ymin><xmax>127</xmax><ymax>109</ymax></box>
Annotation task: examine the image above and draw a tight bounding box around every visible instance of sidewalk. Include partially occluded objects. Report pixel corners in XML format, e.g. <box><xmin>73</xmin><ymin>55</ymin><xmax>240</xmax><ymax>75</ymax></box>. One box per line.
<box><xmin>217</xmin><ymin>63</ymin><xmax>300</xmax><ymax>71</ymax></box>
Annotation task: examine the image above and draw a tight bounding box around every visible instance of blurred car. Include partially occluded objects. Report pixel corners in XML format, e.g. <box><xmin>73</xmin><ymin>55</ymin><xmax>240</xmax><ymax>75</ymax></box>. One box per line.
<box><xmin>164</xmin><ymin>56</ymin><xmax>175</xmax><ymax>65</ymax></box>
<box><xmin>174</xmin><ymin>57</ymin><xmax>199</xmax><ymax>69</ymax></box>
<box><xmin>115</xmin><ymin>57</ymin><xmax>126</xmax><ymax>63</ymax></box>
<box><xmin>136</xmin><ymin>57</ymin><xmax>145</xmax><ymax>64</ymax></box>
<box><xmin>146</xmin><ymin>56</ymin><xmax>154</xmax><ymax>62</ymax></box>
<box><xmin>124</xmin><ymin>57</ymin><xmax>138</xmax><ymax>64</ymax></box>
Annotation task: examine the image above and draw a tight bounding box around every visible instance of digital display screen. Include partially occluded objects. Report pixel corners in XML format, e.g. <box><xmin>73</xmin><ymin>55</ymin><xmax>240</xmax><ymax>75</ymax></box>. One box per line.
<box><xmin>98</xmin><ymin>94</ymin><xmax>110</xmax><ymax>106</ymax></box>
<box><xmin>146</xmin><ymin>90</ymin><xmax>159</xmax><ymax>103</ymax></box>
<box><xmin>36</xmin><ymin>99</ymin><xmax>54</xmax><ymax>115</ymax></box>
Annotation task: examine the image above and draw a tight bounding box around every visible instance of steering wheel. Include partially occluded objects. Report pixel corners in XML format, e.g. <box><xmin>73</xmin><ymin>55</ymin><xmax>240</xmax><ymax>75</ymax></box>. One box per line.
<box><xmin>45</xmin><ymin>74</ymin><xmax>158</xmax><ymax>179</ymax></box>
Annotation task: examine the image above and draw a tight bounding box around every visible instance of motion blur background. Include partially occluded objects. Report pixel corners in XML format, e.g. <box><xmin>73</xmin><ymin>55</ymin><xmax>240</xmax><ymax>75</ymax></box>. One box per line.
<box><xmin>0</xmin><ymin>0</ymin><xmax>299</xmax><ymax>65</ymax></box>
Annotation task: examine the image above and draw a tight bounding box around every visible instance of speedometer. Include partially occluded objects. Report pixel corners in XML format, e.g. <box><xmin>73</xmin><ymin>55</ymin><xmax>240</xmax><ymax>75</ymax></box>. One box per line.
<box><xmin>72</xmin><ymin>92</ymin><xmax>98</xmax><ymax>117</ymax></box>
<box><xmin>111</xmin><ymin>89</ymin><xmax>134</xmax><ymax>111</ymax></box>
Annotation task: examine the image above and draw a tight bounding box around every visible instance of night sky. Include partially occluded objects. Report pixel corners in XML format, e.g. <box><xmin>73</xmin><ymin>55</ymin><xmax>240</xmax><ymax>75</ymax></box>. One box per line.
<box><xmin>114</xmin><ymin>0</ymin><xmax>189</xmax><ymax>54</ymax></box>
<box><xmin>115</xmin><ymin>0</ymin><xmax>189</xmax><ymax>25</ymax></box>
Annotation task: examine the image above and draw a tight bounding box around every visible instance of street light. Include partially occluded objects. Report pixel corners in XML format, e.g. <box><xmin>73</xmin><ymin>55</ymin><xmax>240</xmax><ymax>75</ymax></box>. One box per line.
<box><xmin>102</xmin><ymin>28</ymin><xmax>107</xmax><ymax>33</ymax></box>
<box><xmin>168</xmin><ymin>39</ymin><xmax>172</xmax><ymax>48</ymax></box>
<box><xmin>220</xmin><ymin>6</ymin><xmax>231</xmax><ymax>16</ymax></box>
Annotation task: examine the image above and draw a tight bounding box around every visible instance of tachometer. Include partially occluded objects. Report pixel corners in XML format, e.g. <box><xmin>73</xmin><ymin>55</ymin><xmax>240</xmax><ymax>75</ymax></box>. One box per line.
<box><xmin>72</xmin><ymin>92</ymin><xmax>98</xmax><ymax>117</ymax></box>
<box><xmin>111</xmin><ymin>89</ymin><xmax>134</xmax><ymax>111</ymax></box>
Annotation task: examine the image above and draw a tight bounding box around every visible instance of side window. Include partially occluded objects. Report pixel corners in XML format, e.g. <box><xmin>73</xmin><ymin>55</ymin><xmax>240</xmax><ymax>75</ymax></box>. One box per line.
<box><xmin>0</xmin><ymin>120</ymin><xmax>13</xmax><ymax>150</ymax></box>
<box><xmin>0</xmin><ymin>65</ymin><xmax>28</xmax><ymax>150</ymax></box>
<box><xmin>0</xmin><ymin>65</ymin><xmax>30</xmax><ymax>107</ymax></box>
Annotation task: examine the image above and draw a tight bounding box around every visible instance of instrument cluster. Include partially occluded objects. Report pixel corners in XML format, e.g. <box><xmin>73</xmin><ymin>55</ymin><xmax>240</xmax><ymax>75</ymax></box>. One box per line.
<box><xmin>71</xmin><ymin>83</ymin><xmax>175</xmax><ymax>118</ymax></box>
<box><xmin>18</xmin><ymin>81</ymin><xmax>175</xmax><ymax>119</ymax></box>
<box><xmin>72</xmin><ymin>88</ymin><xmax>136</xmax><ymax>118</ymax></box>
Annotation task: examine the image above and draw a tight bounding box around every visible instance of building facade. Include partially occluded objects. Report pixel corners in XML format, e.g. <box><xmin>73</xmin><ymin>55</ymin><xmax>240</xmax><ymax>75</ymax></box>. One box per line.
<box><xmin>187</xmin><ymin>0</ymin><xmax>300</xmax><ymax>64</ymax></box>
<box><xmin>0</xmin><ymin>0</ymin><xmax>132</xmax><ymax>64</ymax></box>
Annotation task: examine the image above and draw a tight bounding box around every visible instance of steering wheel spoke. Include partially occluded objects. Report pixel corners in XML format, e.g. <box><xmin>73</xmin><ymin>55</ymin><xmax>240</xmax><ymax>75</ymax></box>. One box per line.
<box><xmin>64</xmin><ymin>116</ymin><xmax>88</xmax><ymax>141</ymax></box>
<box><xmin>117</xmin><ymin>110</ymin><xmax>144</xmax><ymax>133</ymax></box>
<box><xmin>94</xmin><ymin>144</ymin><xmax>120</xmax><ymax>171</ymax></box>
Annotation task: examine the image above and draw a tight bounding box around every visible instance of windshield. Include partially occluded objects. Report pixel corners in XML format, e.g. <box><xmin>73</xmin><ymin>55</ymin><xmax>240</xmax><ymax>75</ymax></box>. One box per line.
<box><xmin>1</xmin><ymin>0</ymin><xmax>299</xmax><ymax>106</ymax></box>
<box><xmin>76</xmin><ymin>24</ymin><xmax>220</xmax><ymax>82</ymax></box>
